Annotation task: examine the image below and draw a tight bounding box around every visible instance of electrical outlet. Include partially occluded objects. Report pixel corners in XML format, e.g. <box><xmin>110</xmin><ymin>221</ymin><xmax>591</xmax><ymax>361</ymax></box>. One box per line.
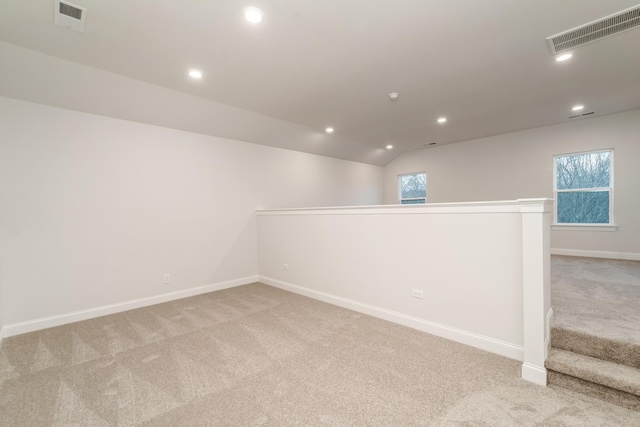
<box><xmin>283</xmin><ymin>264</ymin><xmax>289</xmax><ymax>271</ymax></box>
<box><xmin>164</xmin><ymin>274</ymin><xmax>171</xmax><ymax>284</ymax></box>
<box><xmin>412</xmin><ymin>289</ymin><xmax>424</xmax><ymax>299</ymax></box>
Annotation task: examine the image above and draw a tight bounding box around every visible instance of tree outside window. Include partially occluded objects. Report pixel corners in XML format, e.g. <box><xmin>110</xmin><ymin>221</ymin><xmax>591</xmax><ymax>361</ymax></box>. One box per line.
<box><xmin>554</xmin><ymin>150</ymin><xmax>613</xmax><ymax>224</ymax></box>
<box><xmin>399</xmin><ymin>172</ymin><xmax>426</xmax><ymax>204</ymax></box>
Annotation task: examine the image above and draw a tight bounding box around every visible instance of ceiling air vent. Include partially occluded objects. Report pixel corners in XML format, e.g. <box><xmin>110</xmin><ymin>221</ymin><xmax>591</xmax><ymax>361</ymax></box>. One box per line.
<box><xmin>546</xmin><ymin>4</ymin><xmax>640</xmax><ymax>54</ymax></box>
<box><xmin>569</xmin><ymin>111</ymin><xmax>595</xmax><ymax>119</ymax></box>
<box><xmin>54</xmin><ymin>0</ymin><xmax>87</xmax><ymax>32</ymax></box>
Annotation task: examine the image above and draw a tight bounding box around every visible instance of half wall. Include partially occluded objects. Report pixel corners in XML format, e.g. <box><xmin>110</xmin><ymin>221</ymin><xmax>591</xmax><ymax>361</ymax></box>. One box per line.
<box><xmin>257</xmin><ymin>199</ymin><xmax>552</xmax><ymax>385</ymax></box>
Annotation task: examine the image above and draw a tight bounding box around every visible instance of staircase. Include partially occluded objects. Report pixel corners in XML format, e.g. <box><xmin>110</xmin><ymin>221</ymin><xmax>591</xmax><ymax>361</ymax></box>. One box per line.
<box><xmin>546</xmin><ymin>326</ymin><xmax>640</xmax><ymax>411</ymax></box>
<box><xmin>547</xmin><ymin>255</ymin><xmax>640</xmax><ymax>412</ymax></box>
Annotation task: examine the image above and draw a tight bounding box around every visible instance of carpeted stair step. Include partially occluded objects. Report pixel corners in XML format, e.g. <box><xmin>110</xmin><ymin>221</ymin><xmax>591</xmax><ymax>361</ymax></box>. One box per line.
<box><xmin>546</xmin><ymin>348</ymin><xmax>640</xmax><ymax>395</ymax></box>
<box><xmin>548</xmin><ymin>371</ymin><xmax>640</xmax><ymax>412</ymax></box>
<box><xmin>551</xmin><ymin>327</ymin><xmax>640</xmax><ymax>369</ymax></box>
<box><xmin>546</xmin><ymin>348</ymin><xmax>640</xmax><ymax>411</ymax></box>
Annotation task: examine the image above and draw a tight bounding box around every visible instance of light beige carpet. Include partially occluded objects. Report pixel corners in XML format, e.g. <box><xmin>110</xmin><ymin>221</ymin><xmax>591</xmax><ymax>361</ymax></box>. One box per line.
<box><xmin>1</xmin><ymin>283</ymin><xmax>639</xmax><ymax>426</ymax></box>
<box><xmin>551</xmin><ymin>255</ymin><xmax>640</xmax><ymax>347</ymax></box>
<box><xmin>547</xmin><ymin>255</ymin><xmax>640</xmax><ymax>410</ymax></box>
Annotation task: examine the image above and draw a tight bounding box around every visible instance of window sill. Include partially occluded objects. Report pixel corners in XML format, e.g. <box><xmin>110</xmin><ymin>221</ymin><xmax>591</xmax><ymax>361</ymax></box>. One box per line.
<box><xmin>552</xmin><ymin>224</ymin><xmax>617</xmax><ymax>232</ymax></box>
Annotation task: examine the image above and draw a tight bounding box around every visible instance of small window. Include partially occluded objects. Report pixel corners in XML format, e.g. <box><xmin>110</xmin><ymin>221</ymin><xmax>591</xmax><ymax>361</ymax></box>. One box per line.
<box><xmin>398</xmin><ymin>172</ymin><xmax>427</xmax><ymax>204</ymax></box>
<box><xmin>554</xmin><ymin>150</ymin><xmax>613</xmax><ymax>224</ymax></box>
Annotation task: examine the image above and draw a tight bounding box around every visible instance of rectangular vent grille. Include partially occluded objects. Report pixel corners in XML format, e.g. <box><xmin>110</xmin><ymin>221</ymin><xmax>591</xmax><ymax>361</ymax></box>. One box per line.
<box><xmin>59</xmin><ymin>2</ymin><xmax>83</xmax><ymax>20</ymax></box>
<box><xmin>54</xmin><ymin>0</ymin><xmax>87</xmax><ymax>32</ymax></box>
<box><xmin>569</xmin><ymin>111</ymin><xmax>595</xmax><ymax>119</ymax></box>
<box><xmin>547</xmin><ymin>5</ymin><xmax>640</xmax><ymax>53</ymax></box>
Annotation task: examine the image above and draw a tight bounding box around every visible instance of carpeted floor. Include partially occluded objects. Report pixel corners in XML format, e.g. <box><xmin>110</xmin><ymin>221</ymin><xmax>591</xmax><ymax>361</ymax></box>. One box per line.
<box><xmin>547</xmin><ymin>255</ymin><xmax>640</xmax><ymax>409</ymax></box>
<box><xmin>1</xmin><ymin>282</ymin><xmax>639</xmax><ymax>426</ymax></box>
<box><xmin>551</xmin><ymin>255</ymin><xmax>640</xmax><ymax>346</ymax></box>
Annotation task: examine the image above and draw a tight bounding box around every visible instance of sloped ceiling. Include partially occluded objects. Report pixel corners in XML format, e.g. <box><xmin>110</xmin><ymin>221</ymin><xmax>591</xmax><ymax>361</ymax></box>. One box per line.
<box><xmin>1</xmin><ymin>0</ymin><xmax>640</xmax><ymax>166</ymax></box>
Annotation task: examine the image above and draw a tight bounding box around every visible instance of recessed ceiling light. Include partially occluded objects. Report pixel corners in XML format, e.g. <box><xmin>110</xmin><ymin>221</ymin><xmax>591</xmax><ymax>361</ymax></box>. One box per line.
<box><xmin>555</xmin><ymin>53</ymin><xmax>573</xmax><ymax>62</ymax></box>
<box><xmin>386</xmin><ymin>144</ymin><xmax>393</xmax><ymax>150</ymax></box>
<box><xmin>188</xmin><ymin>69</ymin><xmax>203</xmax><ymax>79</ymax></box>
<box><xmin>325</xmin><ymin>127</ymin><xmax>334</xmax><ymax>133</ymax></box>
<box><xmin>437</xmin><ymin>117</ymin><xmax>447</xmax><ymax>123</ymax></box>
<box><xmin>244</xmin><ymin>7</ymin><xmax>263</xmax><ymax>23</ymax></box>
<box><xmin>572</xmin><ymin>105</ymin><xmax>585</xmax><ymax>111</ymax></box>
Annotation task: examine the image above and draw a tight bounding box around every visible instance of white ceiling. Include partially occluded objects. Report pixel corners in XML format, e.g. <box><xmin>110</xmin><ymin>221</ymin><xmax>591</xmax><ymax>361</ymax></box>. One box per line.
<box><xmin>1</xmin><ymin>0</ymin><xmax>640</xmax><ymax>166</ymax></box>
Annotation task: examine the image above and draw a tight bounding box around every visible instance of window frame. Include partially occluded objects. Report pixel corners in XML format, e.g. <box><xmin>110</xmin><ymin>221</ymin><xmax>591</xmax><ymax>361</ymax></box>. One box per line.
<box><xmin>398</xmin><ymin>171</ymin><xmax>427</xmax><ymax>205</ymax></box>
<box><xmin>552</xmin><ymin>148</ymin><xmax>615</xmax><ymax>230</ymax></box>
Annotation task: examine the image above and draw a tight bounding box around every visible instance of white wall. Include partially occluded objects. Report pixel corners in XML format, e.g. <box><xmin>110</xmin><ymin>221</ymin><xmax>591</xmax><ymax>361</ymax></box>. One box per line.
<box><xmin>257</xmin><ymin>201</ymin><xmax>552</xmax><ymax>369</ymax></box>
<box><xmin>384</xmin><ymin>110</ymin><xmax>640</xmax><ymax>256</ymax></box>
<box><xmin>0</xmin><ymin>41</ymin><xmax>391</xmax><ymax>166</ymax></box>
<box><xmin>0</xmin><ymin>268</ymin><xmax>3</xmax><ymax>345</ymax></box>
<box><xmin>0</xmin><ymin>96</ymin><xmax>383</xmax><ymax>330</ymax></box>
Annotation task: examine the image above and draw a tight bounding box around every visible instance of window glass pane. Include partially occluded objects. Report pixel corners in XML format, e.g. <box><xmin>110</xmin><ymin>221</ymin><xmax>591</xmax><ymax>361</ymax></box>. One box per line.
<box><xmin>401</xmin><ymin>199</ymin><xmax>426</xmax><ymax>205</ymax></box>
<box><xmin>400</xmin><ymin>173</ymin><xmax>426</xmax><ymax>199</ymax></box>
<box><xmin>557</xmin><ymin>191</ymin><xmax>609</xmax><ymax>223</ymax></box>
<box><xmin>556</xmin><ymin>151</ymin><xmax>610</xmax><ymax>190</ymax></box>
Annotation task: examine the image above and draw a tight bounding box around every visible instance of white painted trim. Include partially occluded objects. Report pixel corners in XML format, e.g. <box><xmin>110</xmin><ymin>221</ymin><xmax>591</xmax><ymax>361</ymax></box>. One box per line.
<box><xmin>521</xmin><ymin>206</ymin><xmax>551</xmax><ymax>387</ymax></box>
<box><xmin>522</xmin><ymin>362</ymin><xmax>548</xmax><ymax>386</ymax></box>
<box><xmin>258</xmin><ymin>200</ymin><xmax>520</xmax><ymax>212</ymax></box>
<box><xmin>3</xmin><ymin>275</ymin><xmax>258</xmax><ymax>338</ymax></box>
<box><xmin>551</xmin><ymin>248</ymin><xmax>640</xmax><ymax>261</ymax></box>
<box><xmin>259</xmin><ymin>275</ymin><xmax>524</xmax><ymax>362</ymax></box>
<box><xmin>552</xmin><ymin>225</ymin><xmax>617</xmax><ymax>232</ymax></box>
<box><xmin>258</xmin><ymin>206</ymin><xmax>523</xmax><ymax>216</ymax></box>
<box><xmin>0</xmin><ymin>326</ymin><xmax>5</xmax><ymax>352</ymax></box>
<box><xmin>257</xmin><ymin>199</ymin><xmax>553</xmax><ymax>216</ymax></box>
<box><xmin>545</xmin><ymin>308</ymin><xmax>554</xmax><ymax>357</ymax></box>
<box><xmin>518</xmin><ymin>198</ymin><xmax>553</xmax><ymax>213</ymax></box>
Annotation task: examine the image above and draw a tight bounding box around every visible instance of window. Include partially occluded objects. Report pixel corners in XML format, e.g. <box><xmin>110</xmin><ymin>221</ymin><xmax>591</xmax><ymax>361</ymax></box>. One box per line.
<box><xmin>554</xmin><ymin>150</ymin><xmax>613</xmax><ymax>225</ymax></box>
<box><xmin>399</xmin><ymin>172</ymin><xmax>427</xmax><ymax>204</ymax></box>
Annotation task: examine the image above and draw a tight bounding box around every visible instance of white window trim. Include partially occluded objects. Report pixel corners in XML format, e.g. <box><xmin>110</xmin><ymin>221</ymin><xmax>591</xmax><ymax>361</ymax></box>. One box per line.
<box><xmin>398</xmin><ymin>172</ymin><xmax>427</xmax><ymax>204</ymax></box>
<box><xmin>552</xmin><ymin>148</ymin><xmax>615</xmax><ymax>228</ymax></box>
<box><xmin>552</xmin><ymin>224</ymin><xmax>617</xmax><ymax>232</ymax></box>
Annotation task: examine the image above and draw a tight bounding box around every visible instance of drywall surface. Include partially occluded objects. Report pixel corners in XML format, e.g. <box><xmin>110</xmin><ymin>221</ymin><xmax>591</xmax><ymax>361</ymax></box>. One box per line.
<box><xmin>0</xmin><ymin>96</ymin><xmax>383</xmax><ymax>326</ymax></box>
<box><xmin>0</xmin><ymin>270</ymin><xmax>3</xmax><ymax>344</ymax></box>
<box><xmin>0</xmin><ymin>41</ymin><xmax>391</xmax><ymax>166</ymax></box>
<box><xmin>384</xmin><ymin>109</ymin><xmax>640</xmax><ymax>255</ymax></box>
<box><xmin>258</xmin><ymin>203</ymin><xmax>529</xmax><ymax>358</ymax></box>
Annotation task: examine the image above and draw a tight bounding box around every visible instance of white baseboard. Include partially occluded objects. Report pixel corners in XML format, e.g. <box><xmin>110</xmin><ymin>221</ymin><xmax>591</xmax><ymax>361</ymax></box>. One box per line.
<box><xmin>551</xmin><ymin>248</ymin><xmax>640</xmax><ymax>261</ymax></box>
<box><xmin>521</xmin><ymin>362</ymin><xmax>548</xmax><ymax>386</ymax></box>
<box><xmin>545</xmin><ymin>308</ymin><xmax>554</xmax><ymax>358</ymax></box>
<box><xmin>259</xmin><ymin>275</ymin><xmax>524</xmax><ymax>362</ymax></box>
<box><xmin>0</xmin><ymin>326</ymin><xmax>5</xmax><ymax>352</ymax></box>
<box><xmin>3</xmin><ymin>275</ymin><xmax>259</xmax><ymax>338</ymax></box>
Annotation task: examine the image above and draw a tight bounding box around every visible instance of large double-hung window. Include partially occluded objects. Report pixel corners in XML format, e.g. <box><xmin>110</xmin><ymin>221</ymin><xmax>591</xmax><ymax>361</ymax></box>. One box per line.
<box><xmin>554</xmin><ymin>149</ymin><xmax>613</xmax><ymax>225</ymax></box>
